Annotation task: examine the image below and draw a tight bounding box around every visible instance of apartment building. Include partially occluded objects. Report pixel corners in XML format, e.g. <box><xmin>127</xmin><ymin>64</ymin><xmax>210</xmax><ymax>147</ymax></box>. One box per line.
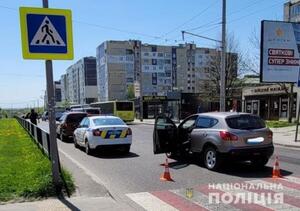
<box><xmin>284</xmin><ymin>0</ymin><xmax>300</xmax><ymax>22</ymax></box>
<box><xmin>62</xmin><ymin>57</ymin><xmax>98</xmax><ymax>105</ymax></box>
<box><xmin>96</xmin><ymin>40</ymin><xmax>237</xmax><ymax>100</ymax></box>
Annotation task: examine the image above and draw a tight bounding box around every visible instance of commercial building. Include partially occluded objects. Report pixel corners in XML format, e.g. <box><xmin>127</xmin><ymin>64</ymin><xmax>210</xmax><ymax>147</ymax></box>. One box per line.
<box><xmin>61</xmin><ymin>57</ymin><xmax>98</xmax><ymax>105</ymax></box>
<box><xmin>284</xmin><ymin>0</ymin><xmax>300</xmax><ymax>22</ymax></box>
<box><xmin>242</xmin><ymin>84</ymin><xmax>299</xmax><ymax>120</ymax></box>
<box><xmin>96</xmin><ymin>40</ymin><xmax>238</xmax><ymax>118</ymax></box>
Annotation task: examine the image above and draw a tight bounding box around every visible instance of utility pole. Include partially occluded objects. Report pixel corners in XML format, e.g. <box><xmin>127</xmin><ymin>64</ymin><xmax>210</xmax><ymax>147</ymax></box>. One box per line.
<box><xmin>42</xmin><ymin>0</ymin><xmax>61</xmax><ymax>192</ymax></box>
<box><xmin>220</xmin><ymin>0</ymin><xmax>226</xmax><ymax>112</ymax></box>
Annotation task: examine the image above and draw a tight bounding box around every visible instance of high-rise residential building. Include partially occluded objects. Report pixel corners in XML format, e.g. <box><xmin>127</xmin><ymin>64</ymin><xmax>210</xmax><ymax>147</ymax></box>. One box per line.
<box><xmin>284</xmin><ymin>0</ymin><xmax>300</xmax><ymax>21</ymax></box>
<box><xmin>63</xmin><ymin>57</ymin><xmax>98</xmax><ymax>104</ymax></box>
<box><xmin>44</xmin><ymin>80</ymin><xmax>62</xmax><ymax>109</ymax></box>
<box><xmin>96</xmin><ymin>40</ymin><xmax>237</xmax><ymax>102</ymax></box>
<box><xmin>60</xmin><ymin>74</ymin><xmax>68</xmax><ymax>102</ymax></box>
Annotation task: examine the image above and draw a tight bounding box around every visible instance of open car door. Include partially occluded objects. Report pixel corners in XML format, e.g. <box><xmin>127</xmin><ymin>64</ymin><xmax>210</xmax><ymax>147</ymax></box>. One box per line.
<box><xmin>153</xmin><ymin>114</ymin><xmax>178</xmax><ymax>154</ymax></box>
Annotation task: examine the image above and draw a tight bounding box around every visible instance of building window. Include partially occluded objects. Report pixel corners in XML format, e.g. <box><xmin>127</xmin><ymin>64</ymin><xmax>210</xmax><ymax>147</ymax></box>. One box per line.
<box><xmin>126</xmin><ymin>49</ymin><xmax>133</xmax><ymax>55</ymax></box>
<box><xmin>152</xmin><ymin>46</ymin><xmax>157</xmax><ymax>52</ymax></box>
<box><xmin>158</xmin><ymin>53</ymin><xmax>164</xmax><ymax>57</ymax></box>
<box><xmin>152</xmin><ymin>59</ymin><xmax>157</xmax><ymax>65</ymax></box>
<box><xmin>144</xmin><ymin>52</ymin><xmax>149</xmax><ymax>56</ymax></box>
<box><xmin>164</xmin><ymin>59</ymin><xmax>171</xmax><ymax>64</ymax></box>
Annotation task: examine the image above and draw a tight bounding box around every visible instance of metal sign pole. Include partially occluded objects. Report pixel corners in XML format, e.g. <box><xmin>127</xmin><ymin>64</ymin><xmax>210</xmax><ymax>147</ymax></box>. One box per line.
<box><xmin>43</xmin><ymin>0</ymin><xmax>61</xmax><ymax>190</ymax></box>
<box><xmin>295</xmin><ymin>95</ymin><xmax>300</xmax><ymax>142</ymax></box>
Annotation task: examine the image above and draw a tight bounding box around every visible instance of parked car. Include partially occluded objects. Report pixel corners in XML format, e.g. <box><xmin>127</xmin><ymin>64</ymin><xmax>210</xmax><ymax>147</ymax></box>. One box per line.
<box><xmin>73</xmin><ymin>115</ymin><xmax>132</xmax><ymax>155</ymax></box>
<box><xmin>153</xmin><ymin>112</ymin><xmax>274</xmax><ymax>170</ymax></box>
<box><xmin>55</xmin><ymin>111</ymin><xmax>64</xmax><ymax>121</ymax></box>
<box><xmin>41</xmin><ymin>111</ymin><xmax>48</xmax><ymax>121</ymax></box>
<box><xmin>56</xmin><ymin>112</ymin><xmax>87</xmax><ymax>141</ymax></box>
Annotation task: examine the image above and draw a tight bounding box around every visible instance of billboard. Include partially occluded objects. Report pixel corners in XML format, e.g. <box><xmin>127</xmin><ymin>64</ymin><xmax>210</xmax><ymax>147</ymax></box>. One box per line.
<box><xmin>260</xmin><ymin>20</ymin><xmax>300</xmax><ymax>83</ymax></box>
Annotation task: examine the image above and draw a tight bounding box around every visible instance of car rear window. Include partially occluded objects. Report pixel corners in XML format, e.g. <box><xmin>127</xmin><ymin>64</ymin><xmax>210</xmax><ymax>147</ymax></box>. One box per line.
<box><xmin>66</xmin><ymin>113</ymin><xmax>87</xmax><ymax>124</ymax></box>
<box><xmin>93</xmin><ymin>118</ymin><xmax>125</xmax><ymax>126</ymax></box>
<box><xmin>226</xmin><ymin>115</ymin><xmax>266</xmax><ymax>130</ymax></box>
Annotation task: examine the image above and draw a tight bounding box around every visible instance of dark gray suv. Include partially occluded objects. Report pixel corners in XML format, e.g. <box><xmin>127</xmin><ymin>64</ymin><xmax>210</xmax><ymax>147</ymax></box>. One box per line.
<box><xmin>153</xmin><ymin>112</ymin><xmax>274</xmax><ymax>170</ymax></box>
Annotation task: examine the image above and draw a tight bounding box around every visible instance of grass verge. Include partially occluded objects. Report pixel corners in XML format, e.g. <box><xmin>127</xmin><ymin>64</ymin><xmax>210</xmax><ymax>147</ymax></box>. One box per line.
<box><xmin>0</xmin><ymin>118</ymin><xmax>75</xmax><ymax>202</ymax></box>
<box><xmin>266</xmin><ymin>120</ymin><xmax>297</xmax><ymax>128</ymax></box>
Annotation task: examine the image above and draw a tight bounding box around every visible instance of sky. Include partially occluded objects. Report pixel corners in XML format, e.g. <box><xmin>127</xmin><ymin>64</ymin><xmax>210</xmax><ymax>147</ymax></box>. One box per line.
<box><xmin>0</xmin><ymin>0</ymin><xmax>286</xmax><ymax>108</ymax></box>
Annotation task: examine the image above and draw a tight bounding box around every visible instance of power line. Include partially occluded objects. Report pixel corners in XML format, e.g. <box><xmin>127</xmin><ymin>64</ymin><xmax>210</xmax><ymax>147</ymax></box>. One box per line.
<box><xmin>185</xmin><ymin>0</ymin><xmax>266</xmax><ymax>32</ymax></box>
<box><xmin>157</xmin><ymin>0</ymin><xmax>219</xmax><ymax>39</ymax></box>
<box><xmin>227</xmin><ymin>0</ymin><xmax>285</xmax><ymax>25</ymax></box>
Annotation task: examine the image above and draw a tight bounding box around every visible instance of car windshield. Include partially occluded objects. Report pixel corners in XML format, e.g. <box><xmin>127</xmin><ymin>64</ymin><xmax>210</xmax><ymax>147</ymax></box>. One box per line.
<box><xmin>93</xmin><ymin>118</ymin><xmax>125</xmax><ymax>126</ymax></box>
<box><xmin>226</xmin><ymin>115</ymin><xmax>266</xmax><ymax>130</ymax></box>
<box><xmin>66</xmin><ymin>114</ymin><xmax>87</xmax><ymax>124</ymax></box>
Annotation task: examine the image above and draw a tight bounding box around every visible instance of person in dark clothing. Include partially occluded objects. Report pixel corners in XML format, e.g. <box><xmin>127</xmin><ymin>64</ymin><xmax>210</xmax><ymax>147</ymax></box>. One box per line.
<box><xmin>29</xmin><ymin>109</ymin><xmax>38</xmax><ymax>125</ymax></box>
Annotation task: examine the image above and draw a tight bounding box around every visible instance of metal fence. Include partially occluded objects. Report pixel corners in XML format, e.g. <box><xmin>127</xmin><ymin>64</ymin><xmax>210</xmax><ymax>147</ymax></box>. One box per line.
<box><xmin>15</xmin><ymin>116</ymin><xmax>51</xmax><ymax>159</ymax></box>
<box><xmin>15</xmin><ymin>116</ymin><xmax>70</xmax><ymax>196</ymax></box>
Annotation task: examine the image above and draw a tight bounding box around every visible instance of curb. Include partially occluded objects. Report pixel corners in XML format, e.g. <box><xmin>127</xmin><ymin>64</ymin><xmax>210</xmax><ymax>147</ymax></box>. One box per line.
<box><xmin>274</xmin><ymin>143</ymin><xmax>300</xmax><ymax>149</ymax></box>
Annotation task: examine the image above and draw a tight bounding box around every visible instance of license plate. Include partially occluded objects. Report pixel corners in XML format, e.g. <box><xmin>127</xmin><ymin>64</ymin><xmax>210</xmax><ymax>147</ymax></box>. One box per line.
<box><xmin>247</xmin><ymin>137</ymin><xmax>264</xmax><ymax>144</ymax></box>
<box><xmin>107</xmin><ymin>130</ymin><xmax>121</xmax><ymax>138</ymax></box>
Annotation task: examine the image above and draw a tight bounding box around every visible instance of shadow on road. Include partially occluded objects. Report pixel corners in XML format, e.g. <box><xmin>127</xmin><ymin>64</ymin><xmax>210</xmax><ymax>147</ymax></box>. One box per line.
<box><xmin>168</xmin><ymin>156</ymin><xmax>293</xmax><ymax>178</ymax></box>
<box><xmin>78</xmin><ymin>147</ymin><xmax>140</xmax><ymax>159</ymax></box>
<box><xmin>58</xmin><ymin>196</ymin><xmax>80</xmax><ymax>211</ymax></box>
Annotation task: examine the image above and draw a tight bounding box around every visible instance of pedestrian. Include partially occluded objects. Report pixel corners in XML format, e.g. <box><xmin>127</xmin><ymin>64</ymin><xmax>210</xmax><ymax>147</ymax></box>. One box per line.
<box><xmin>29</xmin><ymin>109</ymin><xmax>38</xmax><ymax>125</ymax></box>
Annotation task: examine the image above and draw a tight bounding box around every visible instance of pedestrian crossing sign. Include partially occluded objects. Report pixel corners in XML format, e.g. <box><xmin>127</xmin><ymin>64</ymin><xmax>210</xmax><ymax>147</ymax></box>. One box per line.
<box><xmin>19</xmin><ymin>7</ymin><xmax>73</xmax><ymax>60</ymax></box>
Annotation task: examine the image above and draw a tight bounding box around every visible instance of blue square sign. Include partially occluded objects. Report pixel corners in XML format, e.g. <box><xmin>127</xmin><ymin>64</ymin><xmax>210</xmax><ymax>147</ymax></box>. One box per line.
<box><xmin>27</xmin><ymin>14</ymin><xmax>67</xmax><ymax>54</ymax></box>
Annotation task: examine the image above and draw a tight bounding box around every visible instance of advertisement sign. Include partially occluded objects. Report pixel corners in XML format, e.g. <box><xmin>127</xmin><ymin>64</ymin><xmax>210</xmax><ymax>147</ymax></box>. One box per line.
<box><xmin>260</xmin><ymin>20</ymin><xmax>300</xmax><ymax>82</ymax></box>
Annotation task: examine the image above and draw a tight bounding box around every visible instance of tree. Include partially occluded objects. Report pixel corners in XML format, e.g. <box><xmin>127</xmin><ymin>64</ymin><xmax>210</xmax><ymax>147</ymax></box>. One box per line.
<box><xmin>60</xmin><ymin>100</ymin><xmax>71</xmax><ymax>108</ymax></box>
<box><xmin>200</xmin><ymin>33</ymin><xmax>248</xmax><ymax>109</ymax></box>
<box><xmin>127</xmin><ymin>85</ymin><xmax>135</xmax><ymax>100</ymax></box>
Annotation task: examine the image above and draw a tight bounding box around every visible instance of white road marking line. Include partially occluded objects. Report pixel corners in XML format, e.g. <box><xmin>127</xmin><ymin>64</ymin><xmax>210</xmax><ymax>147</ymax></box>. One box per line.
<box><xmin>126</xmin><ymin>192</ymin><xmax>179</xmax><ymax>211</ymax></box>
<box><xmin>284</xmin><ymin>176</ymin><xmax>300</xmax><ymax>185</ymax></box>
<box><xmin>58</xmin><ymin>148</ymin><xmax>112</xmax><ymax>197</ymax></box>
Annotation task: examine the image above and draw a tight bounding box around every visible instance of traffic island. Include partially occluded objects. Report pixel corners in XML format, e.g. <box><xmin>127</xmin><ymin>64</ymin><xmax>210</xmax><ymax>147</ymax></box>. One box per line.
<box><xmin>0</xmin><ymin>118</ymin><xmax>75</xmax><ymax>203</ymax></box>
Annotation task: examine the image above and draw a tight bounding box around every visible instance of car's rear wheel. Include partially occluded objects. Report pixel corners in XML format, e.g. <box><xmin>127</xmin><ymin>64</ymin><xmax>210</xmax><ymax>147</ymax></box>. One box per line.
<box><xmin>204</xmin><ymin>147</ymin><xmax>221</xmax><ymax>171</ymax></box>
<box><xmin>121</xmin><ymin>145</ymin><xmax>130</xmax><ymax>154</ymax></box>
<box><xmin>60</xmin><ymin>131</ymin><xmax>67</xmax><ymax>142</ymax></box>
<box><xmin>85</xmin><ymin>140</ymin><xmax>92</xmax><ymax>155</ymax></box>
<box><xmin>251</xmin><ymin>156</ymin><xmax>269</xmax><ymax>168</ymax></box>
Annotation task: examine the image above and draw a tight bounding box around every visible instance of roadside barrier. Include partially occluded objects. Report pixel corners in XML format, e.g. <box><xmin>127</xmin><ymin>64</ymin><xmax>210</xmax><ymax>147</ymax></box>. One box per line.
<box><xmin>15</xmin><ymin>116</ymin><xmax>51</xmax><ymax>158</ymax></box>
<box><xmin>15</xmin><ymin>116</ymin><xmax>70</xmax><ymax>197</ymax></box>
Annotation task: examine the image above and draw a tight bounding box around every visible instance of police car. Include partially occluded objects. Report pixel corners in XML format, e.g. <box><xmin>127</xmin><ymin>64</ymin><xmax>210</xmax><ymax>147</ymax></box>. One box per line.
<box><xmin>73</xmin><ymin>115</ymin><xmax>132</xmax><ymax>155</ymax></box>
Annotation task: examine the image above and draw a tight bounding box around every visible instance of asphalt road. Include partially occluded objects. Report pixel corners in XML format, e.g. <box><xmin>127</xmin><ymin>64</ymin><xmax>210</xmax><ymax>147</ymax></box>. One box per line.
<box><xmin>38</xmin><ymin>121</ymin><xmax>300</xmax><ymax>204</ymax></box>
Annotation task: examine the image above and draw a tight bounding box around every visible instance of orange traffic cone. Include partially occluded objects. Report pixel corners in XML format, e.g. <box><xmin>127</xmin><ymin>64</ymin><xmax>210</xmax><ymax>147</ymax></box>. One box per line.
<box><xmin>272</xmin><ymin>156</ymin><xmax>282</xmax><ymax>178</ymax></box>
<box><xmin>160</xmin><ymin>158</ymin><xmax>174</xmax><ymax>182</ymax></box>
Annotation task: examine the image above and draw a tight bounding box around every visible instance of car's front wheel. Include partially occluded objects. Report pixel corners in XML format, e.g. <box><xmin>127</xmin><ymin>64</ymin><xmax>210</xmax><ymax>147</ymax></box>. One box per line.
<box><xmin>204</xmin><ymin>147</ymin><xmax>221</xmax><ymax>171</ymax></box>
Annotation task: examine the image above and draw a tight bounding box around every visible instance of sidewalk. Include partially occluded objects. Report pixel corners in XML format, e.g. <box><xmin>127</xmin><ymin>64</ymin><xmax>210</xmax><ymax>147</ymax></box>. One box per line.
<box><xmin>0</xmin><ymin>196</ymin><xmax>132</xmax><ymax>211</ymax></box>
<box><xmin>271</xmin><ymin>126</ymin><xmax>300</xmax><ymax>148</ymax></box>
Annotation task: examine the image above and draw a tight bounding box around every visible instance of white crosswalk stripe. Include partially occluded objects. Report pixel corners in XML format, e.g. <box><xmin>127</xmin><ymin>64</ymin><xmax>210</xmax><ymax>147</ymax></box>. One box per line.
<box><xmin>284</xmin><ymin>176</ymin><xmax>300</xmax><ymax>185</ymax></box>
<box><xmin>126</xmin><ymin>192</ymin><xmax>179</xmax><ymax>211</ymax></box>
